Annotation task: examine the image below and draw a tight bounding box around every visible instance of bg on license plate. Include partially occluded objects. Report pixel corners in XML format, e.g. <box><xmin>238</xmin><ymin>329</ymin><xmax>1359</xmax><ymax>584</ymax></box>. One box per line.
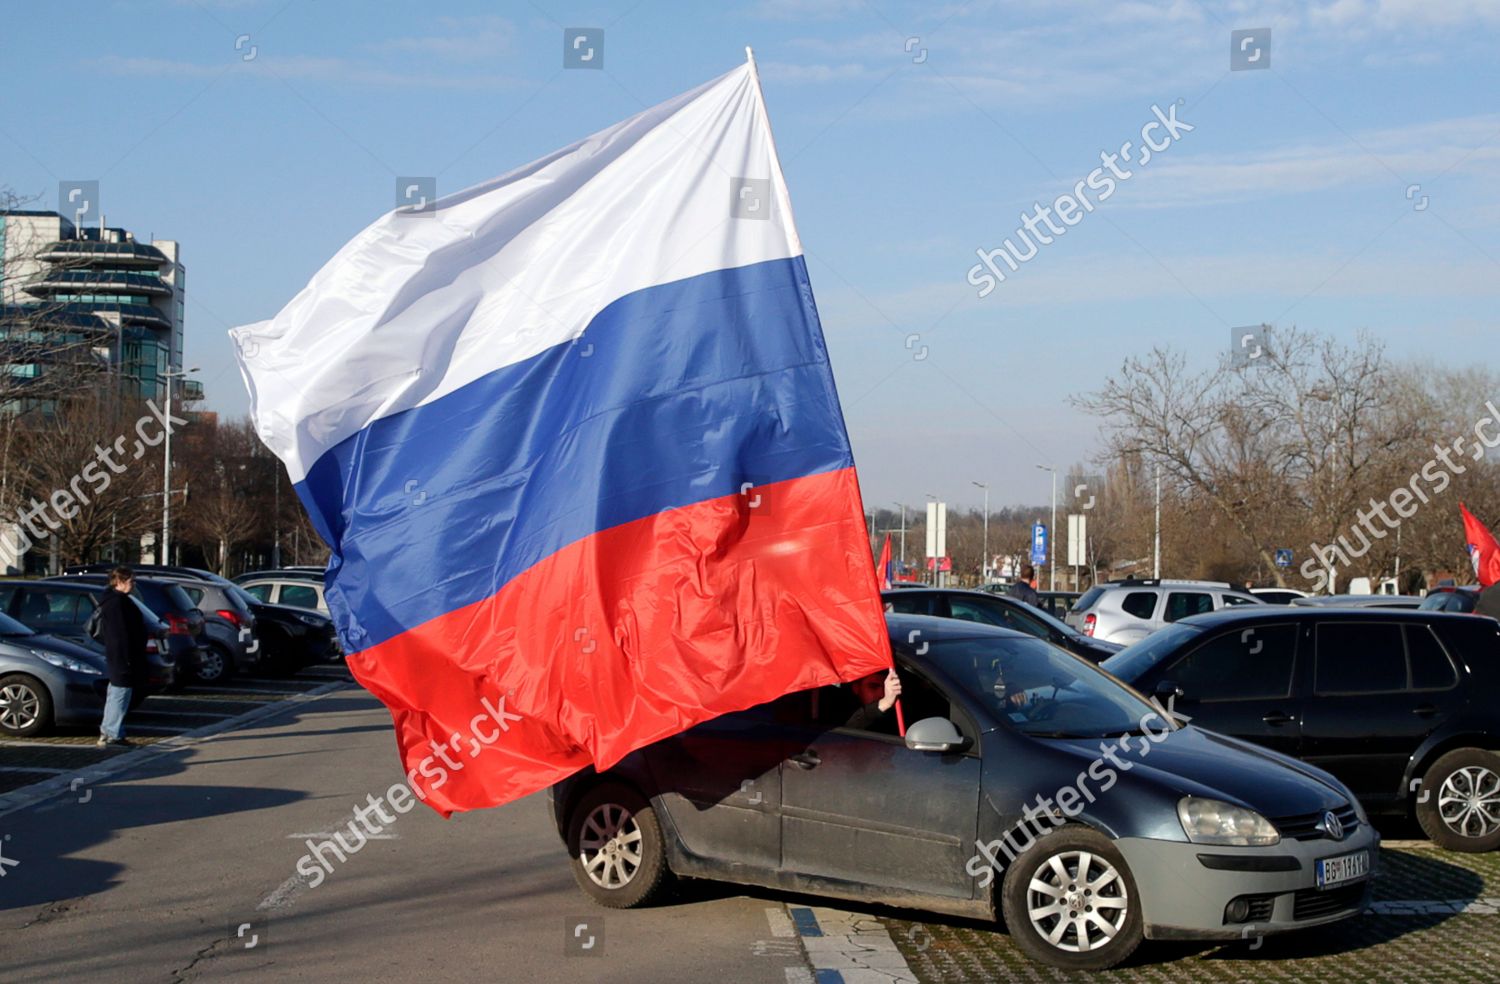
<box><xmin>1316</xmin><ymin>850</ymin><xmax>1369</xmax><ymax>889</ymax></box>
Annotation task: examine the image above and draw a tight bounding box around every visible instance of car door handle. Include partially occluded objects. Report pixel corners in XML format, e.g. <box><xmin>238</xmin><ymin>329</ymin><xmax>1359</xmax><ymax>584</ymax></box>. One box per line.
<box><xmin>1412</xmin><ymin>705</ymin><xmax>1439</xmax><ymax>718</ymax></box>
<box><xmin>1262</xmin><ymin>712</ymin><xmax>1294</xmax><ymax>726</ymax></box>
<box><xmin>788</xmin><ymin>751</ymin><xmax>821</xmax><ymax>770</ymax></box>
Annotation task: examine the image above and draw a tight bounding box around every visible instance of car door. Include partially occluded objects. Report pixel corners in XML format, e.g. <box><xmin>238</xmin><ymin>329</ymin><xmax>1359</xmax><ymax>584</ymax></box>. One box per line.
<box><xmin>640</xmin><ymin>696</ymin><xmax>791</xmax><ymax>871</ymax></box>
<box><xmin>1148</xmin><ymin>622</ymin><xmax>1303</xmax><ymax>756</ymax></box>
<box><xmin>1299</xmin><ymin>620</ymin><xmax>1465</xmax><ymax>801</ymax></box>
<box><xmin>779</xmin><ymin>664</ymin><xmax>981</xmax><ymax>900</ymax></box>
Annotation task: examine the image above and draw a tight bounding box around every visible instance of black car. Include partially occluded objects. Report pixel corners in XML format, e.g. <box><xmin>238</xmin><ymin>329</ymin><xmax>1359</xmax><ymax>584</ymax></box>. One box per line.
<box><xmin>0</xmin><ymin>579</ymin><xmax>177</xmax><ymax>691</ymax></box>
<box><xmin>1102</xmin><ymin>606</ymin><xmax>1500</xmax><ymax>851</ymax></box>
<box><xmin>551</xmin><ymin>614</ymin><xmax>1375</xmax><ymax>971</ymax></box>
<box><xmin>883</xmin><ymin>588</ymin><xmax>1122</xmax><ymax>662</ymax></box>
<box><xmin>1420</xmin><ymin>586</ymin><xmax>1482</xmax><ymax>615</ymax></box>
<box><xmin>54</xmin><ymin>574</ymin><xmax>208</xmax><ymax>682</ymax></box>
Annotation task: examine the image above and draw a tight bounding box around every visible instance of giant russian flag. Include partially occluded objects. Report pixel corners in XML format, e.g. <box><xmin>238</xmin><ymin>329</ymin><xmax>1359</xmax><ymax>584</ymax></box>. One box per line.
<box><xmin>232</xmin><ymin>56</ymin><xmax>891</xmax><ymax>813</ymax></box>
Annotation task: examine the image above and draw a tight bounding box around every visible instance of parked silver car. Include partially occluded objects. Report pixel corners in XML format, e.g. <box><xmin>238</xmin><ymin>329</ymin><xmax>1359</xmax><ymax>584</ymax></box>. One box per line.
<box><xmin>237</xmin><ymin>576</ymin><xmax>327</xmax><ymax>614</ymax></box>
<box><xmin>1064</xmin><ymin>579</ymin><xmax>1262</xmax><ymax>644</ymax></box>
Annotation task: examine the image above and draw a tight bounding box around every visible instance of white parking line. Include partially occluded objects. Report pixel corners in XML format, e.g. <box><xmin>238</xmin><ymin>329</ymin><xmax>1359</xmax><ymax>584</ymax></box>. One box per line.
<box><xmin>782</xmin><ymin>906</ymin><xmax>918</xmax><ymax>984</ymax></box>
<box><xmin>1371</xmin><ymin>899</ymin><xmax>1500</xmax><ymax>915</ymax></box>
<box><xmin>0</xmin><ymin>766</ymin><xmax>68</xmax><ymax>774</ymax></box>
<box><xmin>133</xmin><ymin>708</ymin><xmax>235</xmax><ymax>718</ymax></box>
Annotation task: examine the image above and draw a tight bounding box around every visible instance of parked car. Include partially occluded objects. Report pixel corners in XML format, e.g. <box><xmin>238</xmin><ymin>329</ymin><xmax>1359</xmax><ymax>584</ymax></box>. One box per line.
<box><xmin>882</xmin><ymin>588</ymin><xmax>1121</xmax><ymax>662</ymax></box>
<box><xmin>1419</xmin><ymin>586</ymin><xmax>1482</xmax><ymax>615</ymax></box>
<box><xmin>1291</xmin><ymin>594</ymin><xmax>1425</xmax><ymax>609</ymax></box>
<box><xmin>154</xmin><ymin>575</ymin><xmax>263</xmax><ymax>681</ymax></box>
<box><xmin>1064</xmin><ymin>579</ymin><xmax>1262</xmax><ymax>644</ymax></box>
<box><xmin>237</xmin><ymin>576</ymin><xmax>328</xmax><ymax>614</ymax></box>
<box><xmin>1251</xmin><ymin>588</ymin><xmax>1311</xmax><ymax>605</ymax></box>
<box><xmin>1037</xmin><ymin>590</ymin><xmax>1081</xmax><ymax>620</ymax></box>
<box><xmin>0</xmin><ymin>608</ymin><xmax>175</xmax><ymax>737</ymax></box>
<box><xmin>551</xmin><ymin>614</ymin><xmax>1376</xmax><ymax>970</ymax></box>
<box><xmin>0</xmin><ymin>579</ymin><xmax>177</xmax><ymax>689</ymax></box>
<box><xmin>1102</xmin><ymin>606</ymin><xmax>1500</xmax><ymax>851</ymax></box>
<box><xmin>232</xmin><ymin>568</ymin><xmax>323</xmax><ymax>586</ymax></box>
<box><xmin>60</xmin><ymin>574</ymin><xmax>217</xmax><ymax>682</ymax></box>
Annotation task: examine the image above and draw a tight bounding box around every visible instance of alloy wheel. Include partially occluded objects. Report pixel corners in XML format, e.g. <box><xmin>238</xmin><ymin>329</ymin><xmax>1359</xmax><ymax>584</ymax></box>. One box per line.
<box><xmin>0</xmin><ymin>682</ymin><xmax>41</xmax><ymax>731</ymax></box>
<box><xmin>1025</xmin><ymin>850</ymin><xmax>1131</xmax><ymax>953</ymax></box>
<box><xmin>577</xmin><ymin>802</ymin><xmax>644</xmax><ymax>890</ymax></box>
<box><xmin>1439</xmin><ymin>766</ymin><xmax>1500</xmax><ymax>839</ymax></box>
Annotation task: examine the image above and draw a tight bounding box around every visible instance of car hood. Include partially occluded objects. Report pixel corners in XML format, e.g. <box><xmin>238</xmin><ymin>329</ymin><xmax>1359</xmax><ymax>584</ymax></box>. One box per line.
<box><xmin>1039</xmin><ymin>724</ymin><xmax>1347</xmax><ymax>820</ymax></box>
<box><xmin>12</xmin><ymin>633</ymin><xmax>108</xmax><ymax>671</ymax></box>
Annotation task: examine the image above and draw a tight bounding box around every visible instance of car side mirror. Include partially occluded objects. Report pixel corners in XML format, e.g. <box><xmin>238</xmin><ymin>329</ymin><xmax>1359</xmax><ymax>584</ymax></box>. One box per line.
<box><xmin>1155</xmin><ymin>680</ymin><xmax>1185</xmax><ymax>700</ymax></box>
<box><xmin>905</xmin><ymin>716</ymin><xmax>965</xmax><ymax>753</ymax></box>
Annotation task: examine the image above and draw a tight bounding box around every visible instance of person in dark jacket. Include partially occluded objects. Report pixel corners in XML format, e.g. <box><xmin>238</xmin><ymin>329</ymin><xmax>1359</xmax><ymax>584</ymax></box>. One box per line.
<box><xmin>97</xmin><ymin>566</ymin><xmax>146</xmax><ymax>747</ymax></box>
<box><xmin>844</xmin><ymin>669</ymin><xmax>903</xmax><ymax>731</ymax></box>
<box><xmin>1008</xmin><ymin>566</ymin><xmax>1041</xmax><ymax>607</ymax></box>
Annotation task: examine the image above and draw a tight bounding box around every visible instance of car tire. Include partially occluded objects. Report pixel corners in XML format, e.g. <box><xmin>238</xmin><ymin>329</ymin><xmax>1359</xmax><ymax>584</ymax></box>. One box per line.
<box><xmin>194</xmin><ymin>645</ymin><xmax>234</xmax><ymax>685</ymax></box>
<box><xmin>1415</xmin><ymin>749</ymin><xmax>1500</xmax><ymax>852</ymax></box>
<box><xmin>0</xmin><ymin>673</ymin><xmax>53</xmax><ymax>738</ymax></box>
<box><xmin>565</xmin><ymin>782</ymin><xmax>672</xmax><ymax>908</ymax></box>
<box><xmin>1000</xmin><ymin>825</ymin><xmax>1144</xmax><ymax>971</ymax></box>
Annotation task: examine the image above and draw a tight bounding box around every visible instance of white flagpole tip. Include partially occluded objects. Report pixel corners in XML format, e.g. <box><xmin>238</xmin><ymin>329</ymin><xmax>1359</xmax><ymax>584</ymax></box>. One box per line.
<box><xmin>745</xmin><ymin>46</ymin><xmax>755</xmax><ymax>66</ymax></box>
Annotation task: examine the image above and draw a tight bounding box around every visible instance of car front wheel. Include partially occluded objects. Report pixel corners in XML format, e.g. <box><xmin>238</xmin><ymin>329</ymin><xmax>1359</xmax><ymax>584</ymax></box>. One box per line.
<box><xmin>0</xmin><ymin>674</ymin><xmax>52</xmax><ymax>737</ymax></box>
<box><xmin>566</xmin><ymin>782</ymin><xmax>671</xmax><ymax>908</ymax></box>
<box><xmin>1001</xmin><ymin>825</ymin><xmax>1144</xmax><ymax>971</ymax></box>
<box><xmin>1416</xmin><ymin>749</ymin><xmax>1500</xmax><ymax>852</ymax></box>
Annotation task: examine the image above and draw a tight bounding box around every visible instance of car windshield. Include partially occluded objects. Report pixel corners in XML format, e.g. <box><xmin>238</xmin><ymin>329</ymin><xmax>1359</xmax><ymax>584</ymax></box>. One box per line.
<box><xmin>0</xmin><ymin>610</ymin><xmax>34</xmax><ymax>636</ymax></box>
<box><xmin>1071</xmin><ymin>586</ymin><xmax>1105</xmax><ymax>613</ymax></box>
<box><xmin>922</xmin><ymin>635</ymin><xmax>1167</xmax><ymax>738</ymax></box>
<box><xmin>1014</xmin><ymin>599</ymin><xmax>1088</xmax><ymax>638</ymax></box>
<box><xmin>1099</xmin><ymin>623</ymin><xmax>1205</xmax><ymax>681</ymax></box>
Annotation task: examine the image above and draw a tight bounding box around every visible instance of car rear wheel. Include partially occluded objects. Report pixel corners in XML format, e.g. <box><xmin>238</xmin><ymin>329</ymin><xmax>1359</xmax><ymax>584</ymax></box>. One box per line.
<box><xmin>0</xmin><ymin>674</ymin><xmax>52</xmax><ymax>738</ymax></box>
<box><xmin>1001</xmin><ymin>826</ymin><xmax>1143</xmax><ymax>971</ymax></box>
<box><xmin>193</xmin><ymin>645</ymin><xmax>234</xmax><ymax>685</ymax></box>
<box><xmin>566</xmin><ymin>783</ymin><xmax>671</xmax><ymax>908</ymax></box>
<box><xmin>1416</xmin><ymin>749</ymin><xmax>1500</xmax><ymax>852</ymax></box>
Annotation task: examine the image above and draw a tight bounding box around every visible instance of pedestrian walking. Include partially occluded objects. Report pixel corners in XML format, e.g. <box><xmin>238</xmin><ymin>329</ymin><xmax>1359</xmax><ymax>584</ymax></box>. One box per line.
<box><xmin>1009</xmin><ymin>566</ymin><xmax>1041</xmax><ymax>607</ymax></box>
<box><xmin>97</xmin><ymin>566</ymin><xmax>146</xmax><ymax>747</ymax></box>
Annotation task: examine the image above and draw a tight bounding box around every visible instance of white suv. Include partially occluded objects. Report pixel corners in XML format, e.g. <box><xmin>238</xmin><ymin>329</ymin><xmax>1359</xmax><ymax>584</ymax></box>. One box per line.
<box><xmin>1064</xmin><ymin>579</ymin><xmax>1262</xmax><ymax>644</ymax></box>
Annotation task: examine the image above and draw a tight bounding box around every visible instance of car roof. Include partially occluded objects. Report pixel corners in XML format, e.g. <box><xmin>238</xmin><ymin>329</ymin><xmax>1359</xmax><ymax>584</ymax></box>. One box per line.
<box><xmin>1175</xmin><ymin>606</ymin><xmax>1477</xmax><ymax>628</ymax></box>
<box><xmin>884</xmin><ymin>611</ymin><xmax>1030</xmax><ymax>642</ymax></box>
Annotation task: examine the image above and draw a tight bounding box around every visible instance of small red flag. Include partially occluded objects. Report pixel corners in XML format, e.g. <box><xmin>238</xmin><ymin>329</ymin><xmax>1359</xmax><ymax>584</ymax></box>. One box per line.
<box><xmin>1461</xmin><ymin>504</ymin><xmax>1500</xmax><ymax>588</ymax></box>
<box><xmin>876</xmin><ymin>534</ymin><xmax>893</xmax><ymax>590</ymax></box>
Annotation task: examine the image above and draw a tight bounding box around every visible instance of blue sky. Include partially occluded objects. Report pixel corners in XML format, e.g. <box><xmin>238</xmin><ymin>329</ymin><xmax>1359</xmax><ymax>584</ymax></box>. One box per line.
<box><xmin>4</xmin><ymin>0</ymin><xmax>1498</xmax><ymax>510</ymax></box>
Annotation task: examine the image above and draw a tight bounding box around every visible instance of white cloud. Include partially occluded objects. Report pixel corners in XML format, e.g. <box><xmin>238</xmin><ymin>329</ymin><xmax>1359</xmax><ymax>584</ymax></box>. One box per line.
<box><xmin>366</xmin><ymin>16</ymin><xmax>517</xmax><ymax>62</ymax></box>
<box><xmin>97</xmin><ymin>54</ymin><xmax>528</xmax><ymax>90</ymax></box>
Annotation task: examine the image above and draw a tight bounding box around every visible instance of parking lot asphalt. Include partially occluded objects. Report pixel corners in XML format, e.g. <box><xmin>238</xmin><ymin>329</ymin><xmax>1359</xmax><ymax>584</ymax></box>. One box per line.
<box><xmin>3</xmin><ymin>674</ymin><xmax>1498</xmax><ymax>983</ymax></box>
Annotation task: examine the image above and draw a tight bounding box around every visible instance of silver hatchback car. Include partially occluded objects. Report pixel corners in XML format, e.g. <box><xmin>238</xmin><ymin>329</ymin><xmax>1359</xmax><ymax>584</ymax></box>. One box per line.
<box><xmin>1065</xmin><ymin>579</ymin><xmax>1262</xmax><ymax>644</ymax></box>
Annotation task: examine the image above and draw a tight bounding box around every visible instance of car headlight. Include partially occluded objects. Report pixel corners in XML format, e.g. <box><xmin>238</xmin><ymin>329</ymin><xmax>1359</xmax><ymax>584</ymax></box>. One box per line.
<box><xmin>1177</xmin><ymin>797</ymin><xmax>1280</xmax><ymax>847</ymax></box>
<box><xmin>33</xmin><ymin>649</ymin><xmax>103</xmax><ymax>676</ymax></box>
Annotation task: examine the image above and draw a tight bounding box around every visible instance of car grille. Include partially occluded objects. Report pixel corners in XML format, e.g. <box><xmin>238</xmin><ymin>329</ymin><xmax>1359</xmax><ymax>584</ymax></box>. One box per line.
<box><xmin>1273</xmin><ymin>804</ymin><xmax>1360</xmax><ymax>841</ymax></box>
<box><xmin>1293</xmin><ymin>884</ymin><xmax>1366</xmax><ymax>921</ymax></box>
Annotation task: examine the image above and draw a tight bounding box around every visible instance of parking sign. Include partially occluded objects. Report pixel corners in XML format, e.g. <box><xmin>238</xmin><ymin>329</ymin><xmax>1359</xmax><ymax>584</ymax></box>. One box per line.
<box><xmin>1031</xmin><ymin>523</ymin><xmax>1047</xmax><ymax>566</ymax></box>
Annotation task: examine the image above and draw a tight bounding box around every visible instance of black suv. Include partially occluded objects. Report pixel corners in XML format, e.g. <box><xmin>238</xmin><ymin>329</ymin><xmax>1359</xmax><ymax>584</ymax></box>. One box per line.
<box><xmin>1103</xmin><ymin>607</ymin><xmax>1500</xmax><ymax>851</ymax></box>
<box><xmin>883</xmin><ymin>588</ymin><xmax>1122</xmax><ymax>663</ymax></box>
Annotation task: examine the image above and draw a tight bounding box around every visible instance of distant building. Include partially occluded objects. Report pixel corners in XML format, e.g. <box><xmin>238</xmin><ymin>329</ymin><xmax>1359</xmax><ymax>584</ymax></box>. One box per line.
<box><xmin>0</xmin><ymin>210</ymin><xmax>199</xmax><ymax>405</ymax></box>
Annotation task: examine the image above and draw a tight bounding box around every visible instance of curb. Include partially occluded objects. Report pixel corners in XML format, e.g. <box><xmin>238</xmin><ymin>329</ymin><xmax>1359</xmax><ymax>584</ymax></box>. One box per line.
<box><xmin>0</xmin><ymin>678</ymin><xmax>353</xmax><ymax>820</ymax></box>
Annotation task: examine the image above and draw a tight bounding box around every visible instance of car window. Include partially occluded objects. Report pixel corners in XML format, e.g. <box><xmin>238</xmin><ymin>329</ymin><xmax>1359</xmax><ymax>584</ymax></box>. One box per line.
<box><xmin>1315</xmin><ymin>623</ymin><xmax>1406</xmax><ymax>694</ymax></box>
<box><xmin>17</xmin><ymin>588</ymin><xmax>86</xmax><ymax>630</ymax></box>
<box><xmin>811</xmin><ymin>666</ymin><xmax>974</xmax><ymax>746</ymax></box>
<box><xmin>1164</xmin><ymin>592</ymin><xmax>1213</xmax><ymax>622</ymax></box>
<box><xmin>280</xmin><ymin>584</ymin><xmax>320</xmax><ymax>609</ymax></box>
<box><xmin>1406</xmin><ymin>625</ymin><xmax>1458</xmax><ymax>691</ymax></box>
<box><xmin>1167</xmin><ymin>624</ymin><xmax>1298</xmax><ymax>701</ymax></box>
<box><xmin>1220</xmin><ymin>593</ymin><xmax>1258</xmax><ymax>607</ymax></box>
<box><xmin>0</xmin><ymin>585</ymin><xmax>16</xmax><ymax>613</ymax></box>
<box><xmin>1121</xmin><ymin>591</ymin><xmax>1158</xmax><ymax>620</ymax></box>
<box><xmin>242</xmin><ymin>583</ymin><xmax>272</xmax><ymax>602</ymax></box>
<box><xmin>162</xmin><ymin>584</ymin><xmax>198</xmax><ymax>614</ymax></box>
<box><xmin>181</xmin><ymin>586</ymin><xmax>205</xmax><ymax>605</ymax></box>
<box><xmin>884</xmin><ymin>592</ymin><xmax>930</xmax><ymax>616</ymax></box>
<box><xmin>947</xmin><ymin>598</ymin><xmax>1007</xmax><ymax>627</ymax></box>
<box><xmin>1072</xmin><ymin>587</ymin><xmax>1105</xmax><ymax>613</ymax></box>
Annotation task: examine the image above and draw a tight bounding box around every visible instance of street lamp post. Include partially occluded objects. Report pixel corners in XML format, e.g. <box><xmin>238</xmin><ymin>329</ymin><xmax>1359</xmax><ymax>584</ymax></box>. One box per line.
<box><xmin>926</xmin><ymin>492</ymin><xmax>941</xmax><ymax>588</ymax></box>
<box><xmin>893</xmin><ymin>502</ymin><xmax>909</xmax><ymax>570</ymax></box>
<box><xmin>1035</xmin><ymin>465</ymin><xmax>1057</xmax><ymax>591</ymax></box>
<box><xmin>972</xmin><ymin>481</ymin><xmax>989</xmax><ymax>585</ymax></box>
<box><xmin>161</xmin><ymin>367</ymin><xmax>199</xmax><ymax>565</ymax></box>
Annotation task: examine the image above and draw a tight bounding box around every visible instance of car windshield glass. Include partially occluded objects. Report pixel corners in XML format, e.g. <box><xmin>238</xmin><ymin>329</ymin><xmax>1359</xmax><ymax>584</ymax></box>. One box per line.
<box><xmin>1100</xmin><ymin>623</ymin><xmax>1206</xmax><ymax>681</ymax></box>
<box><xmin>226</xmin><ymin>584</ymin><xmax>260</xmax><ymax>608</ymax></box>
<box><xmin>0</xmin><ymin>610</ymin><xmax>35</xmax><ymax>636</ymax></box>
<box><xmin>1013</xmin><ymin>599</ymin><xmax>1086</xmax><ymax>638</ymax></box>
<box><xmin>923</xmin><ymin>636</ymin><xmax>1165</xmax><ymax>738</ymax></box>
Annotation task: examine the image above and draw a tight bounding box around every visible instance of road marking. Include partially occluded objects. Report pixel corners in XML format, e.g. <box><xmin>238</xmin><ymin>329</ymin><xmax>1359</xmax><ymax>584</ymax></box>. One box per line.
<box><xmin>288</xmin><ymin>831</ymin><xmax>398</xmax><ymax>840</ymax></box>
<box><xmin>766</xmin><ymin>907</ymin><xmax>796</xmax><ymax>938</ymax></box>
<box><xmin>1370</xmin><ymin>899</ymin><xmax>1500</xmax><ymax>915</ymax></box>
<box><xmin>132</xmin><ymin>708</ymin><xmax>235</xmax><ymax>718</ymax></box>
<box><xmin>0</xmin><ymin>766</ymin><xmax>68</xmax><ymax>774</ymax></box>
<box><xmin>0</xmin><ymin>677</ymin><xmax>351</xmax><ymax>819</ymax></box>
<box><xmin>782</xmin><ymin>906</ymin><xmax>918</xmax><ymax>984</ymax></box>
<box><xmin>184</xmin><ymin>686</ymin><xmax>316</xmax><ymax>696</ymax></box>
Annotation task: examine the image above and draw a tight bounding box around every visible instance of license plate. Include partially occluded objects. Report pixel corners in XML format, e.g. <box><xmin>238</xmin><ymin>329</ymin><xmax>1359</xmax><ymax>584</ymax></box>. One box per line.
<box><xmin>1315</xmin><ymin>850</ymin><xmax>1369</xmax><ymax>889</ymax></box>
